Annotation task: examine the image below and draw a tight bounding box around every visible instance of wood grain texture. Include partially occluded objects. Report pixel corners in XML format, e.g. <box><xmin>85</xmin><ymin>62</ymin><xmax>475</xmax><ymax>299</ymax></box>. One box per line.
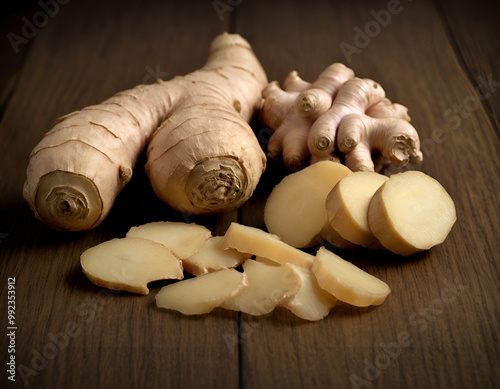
<box><xmin>437</xmin><ymin>0</ymin><xmax>500</xmax><ymax>129</ymax></box>
<box><xmin>0</xmin><ymin>0</ymin><xmax>498</xmax><ymax>388</ymax></box>
<box><xmin>237</xmin><ymin>0</ymin><xmax>499</xmax><ymax>388</ymax></box>
<box><xmin>0</xmin><ymin>1</ymin><xmax>239</xmax><ymax>388</ymax></box>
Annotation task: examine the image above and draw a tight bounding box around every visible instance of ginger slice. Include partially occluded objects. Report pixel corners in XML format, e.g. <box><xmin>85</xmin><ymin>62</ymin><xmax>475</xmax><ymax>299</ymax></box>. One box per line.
<box><xmin>368</xmin><ymin>170</ymin><xmax>457</xmax><ymax>256</ymax></box>
<box><xmin>280</xmin><ymin>264</ymin><xmax>337</xmax><ymax>321</ymax></box>
<box><xmin>80</xmin><ymin>237</ymin><xmax>184</xmax><ymax>295</ymax></box>
<box><xmin>155</xmin><ymin>269</ymin><xmax>247</xmax><ymax>315</ymax></box>
<box><xmin>326</xmin><ymin>171</ymin><xmax>388</xmax><ymax>248</ymax></box>
<box><xmin>319</xmin><ymin>222</ymin><xmax>357</xmax><ymax>250</ymax></box>
<box><xmin>311</xmin><ymin>247</ymin><xmax>390</xmax><ymax>307</ymax></box>
<box><xmin>264</xmin><ymin>161</ymin><xmax>352</xmax><ymax>248</ymax></box>
<box><xmin>222</xmin><ymin>222</ymin><xmax>314</xmax><ymax>269</ymax></box>
<box><xmin>220</xmin><ymin>260</ymin><xmax>302</xmax><ymax>316</ymax></box>
<box><xmin>254</xmin><ymin>256</ymin><xmax>281</xmax><ymax>266</ymax></box>
<box><xmin>183</xmin><ymin>236</ymin><xmax>249</xmax><ymax>276</ymax></box>
<box><xmin>126</xmin><ymin>221</ymin><xmax>211</xmax><ymax>259</ymax></box>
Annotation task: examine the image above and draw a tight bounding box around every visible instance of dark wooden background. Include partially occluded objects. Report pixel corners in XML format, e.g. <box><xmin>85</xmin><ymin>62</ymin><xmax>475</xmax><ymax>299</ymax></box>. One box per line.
<box><xmin>1</xmin><ymin>0</ymin><xmax>498</xmax><ymax>388</ymax></box>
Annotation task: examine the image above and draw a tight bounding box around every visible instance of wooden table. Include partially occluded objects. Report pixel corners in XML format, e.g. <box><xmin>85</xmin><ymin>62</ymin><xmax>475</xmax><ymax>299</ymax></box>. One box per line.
<box><xmin>1</xmin><ymin>0</ymin><xmax>498</xmax><ymax>388</ymax></box>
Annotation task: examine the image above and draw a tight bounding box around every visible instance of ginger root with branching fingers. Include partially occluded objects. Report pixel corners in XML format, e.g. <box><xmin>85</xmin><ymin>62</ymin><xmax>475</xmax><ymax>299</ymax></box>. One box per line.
<box><xmin>260</xmin><ymin>63</ymin><xmax>423</xmax><ymax>172</ymax></box>
<box><xmin>24</xmin><ymin>33</ymin><xmax>267</xmax><ymax>231</ymax></box>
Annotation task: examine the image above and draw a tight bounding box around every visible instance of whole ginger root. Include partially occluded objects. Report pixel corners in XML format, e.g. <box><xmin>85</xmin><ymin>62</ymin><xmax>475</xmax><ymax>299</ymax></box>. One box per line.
<box><xmin>260</xmin><ymin>63</ymin><xmax>423</xmax><ymax>172</ymax></box>
<box><xmin>23</xmin><ymin>33</ymin><xmax>267</xmax><ymax>231</ymax></box>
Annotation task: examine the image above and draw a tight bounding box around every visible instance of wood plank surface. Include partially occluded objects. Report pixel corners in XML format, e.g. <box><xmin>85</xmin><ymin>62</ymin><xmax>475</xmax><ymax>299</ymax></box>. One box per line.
<box><xmin>437</xmin><ymin>0</ymin><xmax>500</xmax><ymax>127</ymax></box>
<box><xmin>1</xmin><ymin>0</ymin><xmax>499</xmax><ymax>388</ymax></box>
<box><xmin>1</xmin><ymin>1</ymin><xmax>240</xmax><ymax>388</ymax></box>
<box><xmin>238</xmin><ymin>1</ymin><xmax>500</xmax><ymax>388</ymax></box>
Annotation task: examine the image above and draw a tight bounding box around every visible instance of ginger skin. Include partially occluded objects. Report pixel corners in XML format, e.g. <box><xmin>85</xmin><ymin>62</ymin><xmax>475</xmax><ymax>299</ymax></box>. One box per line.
<box><xmin>260</xmin><ymin>63</ymin><xmax>354</xmax><ymax>170</ymax></box>
<box><xmin>24</xmin><ymin>33</ymin><xmax>267</xmax><ymax>231</ymax></box>
<box><xmin>260</xmin><ymin>64</ymin><xmax>423</xmax><ymax>172</ymax></box>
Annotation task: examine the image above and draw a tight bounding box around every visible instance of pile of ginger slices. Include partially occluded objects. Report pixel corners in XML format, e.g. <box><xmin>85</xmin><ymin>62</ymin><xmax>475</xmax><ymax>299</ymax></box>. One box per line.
<box><xmin>80</xmin><ymin>220</ymin><xmax>391</xmax><ymax>322</ymax></box>
<box><xmin>81</xmin><ymin>159</ymin><xmax>456</xmax><ymax>322</ymax></box>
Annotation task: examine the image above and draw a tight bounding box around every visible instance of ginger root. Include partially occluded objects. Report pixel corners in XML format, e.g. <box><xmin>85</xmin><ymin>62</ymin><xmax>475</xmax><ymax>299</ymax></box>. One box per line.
<box><xmin>24</xmin><ymin>33</ymin><xmax>267</xmax><ymax>231</ymax></box>
<box><xmin>260</xmin><ymin>63</ymin><xmax>423</xmax><ymax>172</ymax></box>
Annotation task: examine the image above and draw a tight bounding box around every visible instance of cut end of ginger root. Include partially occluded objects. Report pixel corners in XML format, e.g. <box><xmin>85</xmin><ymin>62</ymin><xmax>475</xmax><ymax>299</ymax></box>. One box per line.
<box><xmin>368</xmin><ymin>170</ymin><xmax>457</xmax><ymax>256</ymax></box>
<box><xmin>80</xmin><ymin>237</ymin><xmax>184</xmax><ymax>295</ymax></box>
<box><xmin>312</xmin><ymin>247</ymin><xmax>391</xmax><ymax>307</ymax></box>
<box><xmin>31</xmin><ymin>171</ymin><xmax>103</xmax><ymax>231</ymax></box>
<box><xmin>24</xmin><ymin>33</ymin><xmax>268</xmax><ymax>232</ymax></box>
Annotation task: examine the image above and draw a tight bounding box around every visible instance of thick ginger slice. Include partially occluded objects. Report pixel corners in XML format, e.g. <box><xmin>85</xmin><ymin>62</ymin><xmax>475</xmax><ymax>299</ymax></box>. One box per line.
<box><xmin>80</xmin><ymin>237</ymin><xmax>184</xmax><ymax>295</ymax></box>
<box><xmin>155</xmin><ymin>269</ymin><xmax>248</xmax><ymax>315</ymax></box>
<box><xmin>319</xmin><ymin>222</ymin><xmax>357</xmax><ymax>250</ymax></box>
<box><xmin>312</xmin><ymin>247</ymin><xmax>391</xmax><ymax>307</ymax></box>
<box><xmin>368</xmin><ymin>171</ymin><xmax>457</xmax><ymax>256</ymax></box>
<box><xmin>264</xmin><ymin>161</ymin><xmax>352</xmax><ymax>248</ymax></box>
<box><xmin>279</xmin><ymin>264</ymin><xmax>337</xmax><ymax>321</ymax></box>
<box><xmin>183</xmin><ymin>236</ymin><xmax>249</xmax><ymax>276</ymax></box>
<box><xmin>220</xmin><ymin>260</ymin><xmax>302</xmax><ymax>316</ymax></box>
<box><xmin>260</xmin><ymin>63</ymin><xmax>422</xmax><ymax>172</ymax></box>
<box><xmin>326</xmin><ymin>172</ymin><xmax>388</xmax><ymax>248</ymax></box>
<box><xmin>24</xmin><ymin>33</ymin><xmax>267</xmax><ymax>231</ymax></box>
<box><xmin>222</xmin><ymin>222</ymin><xmax>315</xmax><ymax>269</ymax></box>
<box><xmin>126</xmin><ymin>221</ymin><xmax>211</xmax><ymax>259</ymax></box>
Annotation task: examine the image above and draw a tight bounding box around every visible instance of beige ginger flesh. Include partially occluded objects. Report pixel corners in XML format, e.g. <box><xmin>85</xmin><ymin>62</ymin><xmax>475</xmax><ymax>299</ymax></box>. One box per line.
<box><xmin>326</xmin><ymin>171</ymin><xmax>388</xmax><ymax>249</ymax></box>
<box><xmin>220</xmin><ymin>260</ymin><xmax>302</xmax><ymax>316</ymax></box>
<box><xmin>79</xmin><ymin>220</ymin><xmax>392</xmax><ymax>320</ymax></box>
<box><xmin>80</xmin><ymin>237</ymin><xmax>184</xmax><ymax>295</ymax></box>
<box><xmin>368</xmin><ymin>171</ymin><xmax>457</xmax><ymax>256</ymax></box>
<box><xmin>183</xmin><ymin>236</ymin><xmax>249</xmax><ymax>276</ymax></box>
<box><xmin>222</xmin><ymin>222</ymin><xmax>315</xmax><ymax>269</ymax></box>
<box><xmin>312</xmin><ymin>247</ymin><xmax>391</xmax><ymax>307</ymax></box>
<box><xmin>126</xmin><ymin>221</ymin><xmax>211</xmax><ymax>260</ymax></box>
<box><xmin>264</xmin><ymin>160</ymin><xmax>352</xmax><ymax>248</ymax></box>
<box><xmin>279</xmin><ymin>264</ymin><xmax>337</xmax><ymax>321</ymax></box>
<box><xmin>24</xmin><ymin>33</ymin><xmax>267</xmax><ymax>231</ymax></box>
<box><xmin>155</xmin><ymin>269</ymin><xmax>248</xmax><ymax>315</ymax></box>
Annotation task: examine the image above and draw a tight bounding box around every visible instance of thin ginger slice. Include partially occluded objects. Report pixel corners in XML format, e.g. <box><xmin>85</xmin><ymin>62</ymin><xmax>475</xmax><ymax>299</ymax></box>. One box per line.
<box><xmin>368</xmin><ymin>170</ymin><xmax>457</xmax><ymax>256</ymax></box>
<box><xmin>264</xmin><ymin>161</ymin><xmax>352</xmax><ymax>248</ymax></box>
<box><xmin>312</xmin><ymin>247</ymin><xmax>390</xmax><ymax>307</ymax></box>
<box><xmin>222</xmin><ymin>222</ymin><xmax>314</xmax><ymax>269</ymax></box>
<box><xmin>80</xmin><ymin>237</ymin><xmax>184</xmax><ymax>295</ymax></box>
<box><xmin>254</xmin><ymin>256</ymin><xmax>281</xmax><ymax>266</ymax></box>
<box><xmin>126</xmin><ymin>221</ymin><xmax>211</xmax><ymax>259</ymax></box>
<box><xmin>183</xmin><ymin>236</ymin><xmax>249</xmax><ymax>276</ymax></box>
<box><xmin>326</xmin><ymin>171</ymin><xmax>388</xmax><ymax>248</ymax></box>
<box><xmin>280</xmin><ymin>264</ymin><xmax>337</xmax><ymax>321</ymax></box>
<box><xmin>155</xmin><ymin>269</ymin><xmax>248</xmax><ymax>315</ymax></box>
<box><xmin>220</xmin><ymin>260</ymin><xmax>302</xmax><ymax>316</ymax></box>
